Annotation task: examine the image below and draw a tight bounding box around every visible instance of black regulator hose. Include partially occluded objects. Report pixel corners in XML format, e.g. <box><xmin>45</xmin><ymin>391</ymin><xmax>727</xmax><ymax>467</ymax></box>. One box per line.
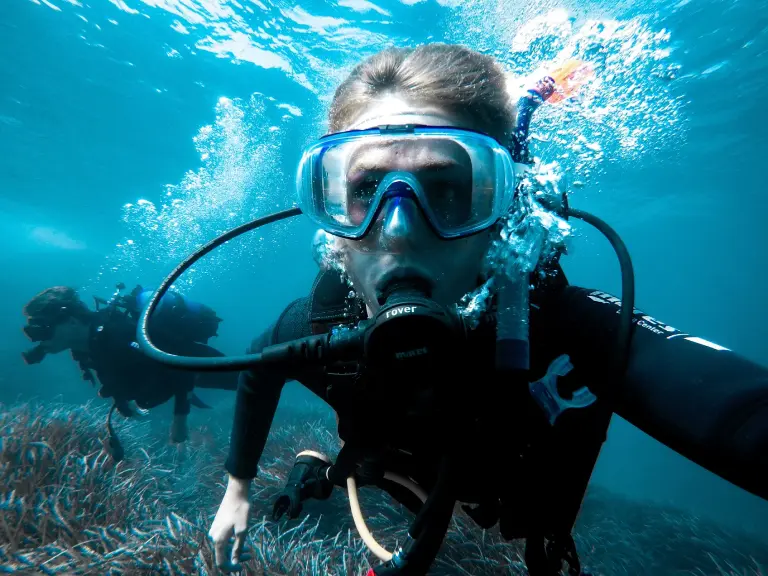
<box><xmin>135</xmin><ymin>206</ymin><xmax>302</xmax><ymax>371</ymax></box>
<box><xmin>565</xmin><ymin>208</ymin><xmax>636</xmax><ymax>377</ymax></box>
<box><xmin>135</xmin><ymin>205</ymin><xmax>635</xmax><ymax>384</ymax></box>
<box><xmin>106</xmin><ymin>403</ymin><xmax>125</xmax><ymax>462</ymax></box>
<box><xmin>368</xmin><ymin>456</ymin><xmax>457</xmax><ymax>576</ymax></box>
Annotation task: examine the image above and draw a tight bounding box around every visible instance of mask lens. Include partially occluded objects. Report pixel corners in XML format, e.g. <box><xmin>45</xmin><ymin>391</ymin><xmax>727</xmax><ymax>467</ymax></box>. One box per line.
<box><xmin>302</xmin><ymin>128</ymin><xmax>511</xmax><ymax>238</ymax></box>
<box><xmin>414</xmin><ymin>139</ymin><xmax>474</xmax><ymax>229</ymax></box>
<box><xmin>413</xmin><ymin>137</ymin><xmax>497</xmax><ymax>233</ymax></box>
<box><xmin>23</xmin><ymin>321</ymin><xmax>55</xmax><ymax>342</ymax></box>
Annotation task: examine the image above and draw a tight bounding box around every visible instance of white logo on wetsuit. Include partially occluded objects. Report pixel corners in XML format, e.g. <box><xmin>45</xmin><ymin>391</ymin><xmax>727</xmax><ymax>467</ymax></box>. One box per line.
<box><xmin>587</xmin><ymin>291</ymin><xmax>730</xmax><ymax>350</ymax></box>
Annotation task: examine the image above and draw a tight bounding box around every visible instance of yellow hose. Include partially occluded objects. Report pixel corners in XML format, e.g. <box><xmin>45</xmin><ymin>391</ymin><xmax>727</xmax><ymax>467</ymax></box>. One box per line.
<box><xmin>346</xmin><ymin>471</ymin><xmax>428</xmax><ymax>562</ymax></box>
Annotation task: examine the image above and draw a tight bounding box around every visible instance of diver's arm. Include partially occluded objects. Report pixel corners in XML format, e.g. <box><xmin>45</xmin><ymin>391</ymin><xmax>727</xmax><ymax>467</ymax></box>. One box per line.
<box><xmin>210</xmin><ymin>326</ymin><xmax>285</xmax><ymax>570</ymax></box>
<box><xmin>224</xmin><ymin>327</ymin><xmax>286</xmax><ymax>480</ymax></box>
<box><xmin>113</xmin><ymin>397</ymin><xmax>135</xmax><ymax>417</ymax></box>
<box><xmin>550</xmin><ymin>286</ymin><xmax>768</xmax><ymax>501</ymax></box>
<box><xmin>510</xmin><ymin>75</ymin><xmax>556</xmax><ymax>163</ymax></box>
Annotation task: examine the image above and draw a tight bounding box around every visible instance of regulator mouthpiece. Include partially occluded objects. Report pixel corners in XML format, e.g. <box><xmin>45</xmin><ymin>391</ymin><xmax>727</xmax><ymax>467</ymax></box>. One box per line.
<box><xmin>377</xmin><ymin>277</ymin><xmax>433</xmax><ymax>307</ymax></box>
<box><xmin>365</xmin><ymin>283</ymin><xmax>464</xmax><ymax>371</ymax></box>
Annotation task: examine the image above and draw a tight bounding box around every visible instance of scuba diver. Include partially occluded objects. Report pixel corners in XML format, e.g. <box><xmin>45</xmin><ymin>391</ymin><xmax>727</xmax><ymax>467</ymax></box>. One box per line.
<box><xmin>21</xmin><ymin>283</ymin><xmax>238</xmax><ymax>458</ymax></box>
<box><xmin>132</xmin><ymin>44</ymin><xmax>768</xmax><ymax>576</ymax></box>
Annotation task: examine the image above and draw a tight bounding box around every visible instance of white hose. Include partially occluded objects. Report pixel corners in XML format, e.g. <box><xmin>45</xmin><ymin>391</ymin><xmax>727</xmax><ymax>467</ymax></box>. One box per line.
<box><xmin>346</xmin><ymin>471</ymin><xmax>428</xmax><ymax>562</ymax></box>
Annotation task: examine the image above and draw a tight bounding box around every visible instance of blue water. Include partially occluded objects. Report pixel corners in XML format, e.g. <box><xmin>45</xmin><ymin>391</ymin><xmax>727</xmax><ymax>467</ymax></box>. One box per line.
<box><xmin>1</xmin><ymin>0</ymin><xmax>767</xmax><ymax>546</ymax></box>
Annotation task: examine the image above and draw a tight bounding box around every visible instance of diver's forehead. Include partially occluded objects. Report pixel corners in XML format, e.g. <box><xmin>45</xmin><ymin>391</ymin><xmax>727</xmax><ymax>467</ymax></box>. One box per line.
<box><xmin>345</xmin><ymin>138</ymin><xmax>470</xmax><ymax>175</ymax></box>
<box><xmin>347</xmin><ymin>95</ymin><xmax>471</xmax><ymax>131</ymax></box>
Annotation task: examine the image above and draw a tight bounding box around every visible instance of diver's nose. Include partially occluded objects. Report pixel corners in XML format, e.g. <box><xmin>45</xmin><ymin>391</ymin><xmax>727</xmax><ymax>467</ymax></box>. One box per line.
<box><xmin>379</xmin><ymin>196</ymin><xmax>429</xmax><ymax>251</ymax></box>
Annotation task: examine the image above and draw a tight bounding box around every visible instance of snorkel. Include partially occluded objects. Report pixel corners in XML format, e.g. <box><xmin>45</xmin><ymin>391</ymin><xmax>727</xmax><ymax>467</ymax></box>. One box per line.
<box><xmin>135</xmin><ymin>70</ymin><xmax>635</xmax><ymax>576</ymax></box>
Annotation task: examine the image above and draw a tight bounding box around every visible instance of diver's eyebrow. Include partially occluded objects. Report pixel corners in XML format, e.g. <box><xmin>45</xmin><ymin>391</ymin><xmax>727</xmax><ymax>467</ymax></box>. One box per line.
<box><xmin>348</xmin><ymin>158</ymin><xmax>460</xmax><ymax>174</ymax></box>
<box><xmin>347</xmin><ymin>144</ymin><xmax>461</xmax><ymax>174</ymax></box>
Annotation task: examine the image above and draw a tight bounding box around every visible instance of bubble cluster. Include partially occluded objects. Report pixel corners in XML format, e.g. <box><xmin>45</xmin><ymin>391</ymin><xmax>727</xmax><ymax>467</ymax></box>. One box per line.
<box><xmin>312</xmin><ymin>229</ymin><xmax>347</xmax><ymax>279</ymax></box>
<box><xmin>91</xmin><ymin>93</ymin><xmax>289</xmax><ymax>291</ymax></box>
<box><xmin>447</xmin><ymin>7</ymin><xmax>686</xmax><ymax>187</ymax></box>
<box><xmin>444</xmin><ymin>5</ymin><xmax>685</xmax><ymax>322</ymax></box>
<box><xmin>521</xmin><ymin>16</ymin><xmax>686</xmax><ymax>182</ymax></box>
<box><xmin>457</xmin><ymin>161</ymin><xmax>572</xmax><ymax>326</ymax></box>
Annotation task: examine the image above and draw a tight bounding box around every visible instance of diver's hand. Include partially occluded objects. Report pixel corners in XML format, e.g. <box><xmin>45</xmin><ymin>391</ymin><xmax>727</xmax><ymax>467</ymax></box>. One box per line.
<box><xmin>209</xmin><ymin>475</ymin><xmax>252</xmax><ymax>572</ymax></box>
<box><xmin>118</xmin><ymin>400</ymin><xmax>150</xmax><ymax>419</ymax></box>
<box><xmin>169</xmin><ymin>414</ymin><xmax>189</xmax><ymax>444</ymax></box>
<box><xmin>134</xmin><ymin>407</ymin><xmax>150</xmax><ymax>419</ymax></box>
<box><xmin>272</xmin><ymin>451</ymin><xmax>333</xmax><ymax>521</ymax></box>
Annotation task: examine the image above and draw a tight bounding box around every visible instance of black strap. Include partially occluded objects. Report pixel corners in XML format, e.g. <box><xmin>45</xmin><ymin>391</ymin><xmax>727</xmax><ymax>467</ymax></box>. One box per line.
<box><xmin>525</xmin><ymin>533</ymin><xmax>584</xmax><ymax>576</ymax></box>
<box><xmin>309</xmin><ymin>269</ymin><xmax>365</xmax><ymax>334</ymax></box>
<box><xmin>106</xmin><ymin>403</ymin><xmax>125</xmax><ymax>462</ymax></box>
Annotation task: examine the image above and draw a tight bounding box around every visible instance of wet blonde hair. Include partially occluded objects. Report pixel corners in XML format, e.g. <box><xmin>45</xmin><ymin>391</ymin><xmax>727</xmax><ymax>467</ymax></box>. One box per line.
<box><xmin>328</xmin><ymin>43</ymin><xmax>516</xmax><ymax>143</ymax></box>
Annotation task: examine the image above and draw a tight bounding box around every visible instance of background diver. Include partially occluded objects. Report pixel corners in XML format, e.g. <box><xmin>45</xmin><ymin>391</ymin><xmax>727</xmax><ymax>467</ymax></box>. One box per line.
<box><xmin>133</xmin><ymin>44</ymin><xmax>768</xmax><ymax>575</ymax></box>
<box><xmin>21</xmin><ymin>283</ymin><xmax>239</xmax><ymax>458</ymax></box>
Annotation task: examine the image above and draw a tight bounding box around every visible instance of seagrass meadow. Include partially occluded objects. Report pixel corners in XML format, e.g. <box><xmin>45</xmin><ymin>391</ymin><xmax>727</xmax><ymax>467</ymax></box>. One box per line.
<box><xmin>0</xmin><ymin>401</ymin><xmax>766</xmax><ymax>576</ymax></box>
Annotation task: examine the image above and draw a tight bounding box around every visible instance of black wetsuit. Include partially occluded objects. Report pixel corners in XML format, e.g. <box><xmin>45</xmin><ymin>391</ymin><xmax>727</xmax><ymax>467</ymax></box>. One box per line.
<box><xmin>225</xmin><ymin>266</ymin><xmax>768</xmax><ymax>545</ymax></box>
<box><xmin>73</xmin><ymin>311</ymin><xmax>238</xmax><ymax>416</ymax></box>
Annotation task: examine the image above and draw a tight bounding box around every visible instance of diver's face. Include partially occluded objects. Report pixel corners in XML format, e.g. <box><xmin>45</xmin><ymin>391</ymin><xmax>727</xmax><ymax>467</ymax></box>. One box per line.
<box><xmin>335</xmin><ymin>97</ymin><xmax>495</xmax><ymax>313</ymax></box>
<box><xmin>41</xmin><ymin>317</ymin><xmax>86</xmax><ymax>354</ymax></box>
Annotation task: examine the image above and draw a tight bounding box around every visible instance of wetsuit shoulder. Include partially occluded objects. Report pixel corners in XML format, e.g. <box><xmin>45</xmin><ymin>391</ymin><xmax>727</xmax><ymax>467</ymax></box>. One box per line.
<box><xmin>247</xmin><ymin>268</ymin><xmax>363</xmax><ymax>354</ymax></box>
<box><xmin>242</xmin><ymin>297</ymin><xmax>312</xmax><ymax>358</ymax></box>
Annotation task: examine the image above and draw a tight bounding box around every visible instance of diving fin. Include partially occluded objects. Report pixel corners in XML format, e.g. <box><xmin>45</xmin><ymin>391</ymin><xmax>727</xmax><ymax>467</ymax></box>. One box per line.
<box><xmin>188</xmin><ymin>391</ymin><xmax>212</xmax><ymax>409</ymax></box>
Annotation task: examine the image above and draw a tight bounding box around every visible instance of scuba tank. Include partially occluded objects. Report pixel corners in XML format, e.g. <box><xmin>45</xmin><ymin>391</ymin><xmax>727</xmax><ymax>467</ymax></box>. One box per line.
<box><xmin>95</xmin><ymin>284</ymin><xmax>222</xmax><ymax>345</ymax></box>
<box><xmin>132</xmin><ymin>286</ymin><xmax>221</xmax><ymax>344</ymax></box>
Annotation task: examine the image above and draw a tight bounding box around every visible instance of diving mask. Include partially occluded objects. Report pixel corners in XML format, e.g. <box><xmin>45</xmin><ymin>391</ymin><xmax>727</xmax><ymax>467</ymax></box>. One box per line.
<box><xmin>296</xmin><ymin>125</ymin><xmax>519</xmax><ymax>240</ymax></box>
<box><xmin>21</xmin><ymin>306</ymin><xmax>73</xmax><ymax>365</ymax></box>
<box><xmin>22</xmin><ymin>321</ymin><xmax>56</xmax><ymax>342</ymax></box>
<box><xmin>21</xmin><ymin>319</ymin><xmax>56</xmax><ymax>365</ymax></box>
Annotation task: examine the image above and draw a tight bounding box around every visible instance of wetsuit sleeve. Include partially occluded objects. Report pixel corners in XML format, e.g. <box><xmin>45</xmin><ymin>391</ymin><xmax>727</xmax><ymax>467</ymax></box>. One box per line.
<box><xmin>546</xmin><ymin>286</ymin><xmax>768</xmax><ymax>501</ymax></box>
<box><xmin>224</xmin><ymin>325</ymin><xmax>286</xmax><ymax>480</ymax></box>
<box><xmin>114</xmin><ymin>398</ymin><xmax>133</xmax><ymax>417</ymax></box>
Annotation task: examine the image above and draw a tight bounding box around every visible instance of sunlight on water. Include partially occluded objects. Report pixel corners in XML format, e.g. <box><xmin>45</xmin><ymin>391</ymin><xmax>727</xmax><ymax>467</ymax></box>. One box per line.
<box><xmin>101</xmin><ymin>0</ymin><xmax>394</xmax><ymax>93</ymax></box>
<box><xmin>79</xmin><ymin>0</ymin><xmax>685</xmax><ymax>297</ymax></box>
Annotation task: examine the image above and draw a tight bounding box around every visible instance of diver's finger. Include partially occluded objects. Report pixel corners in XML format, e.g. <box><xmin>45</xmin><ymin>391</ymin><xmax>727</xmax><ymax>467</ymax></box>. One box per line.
<box><xmin>272</xmin><ymin>495</ymin><xmax>289</xmax><ymax>520</ymax></box>
<box><xmin>231</xmin><ymin>532</ymin><xmax>246</xmax><ymax>567</ymax></box>
<box><xmin>289</xmin><ymin>499</ymin><xmax>303</xmax><ymax>519</ymax></box>
<box><xmin>211</xmin><ymin>531</ymin><xmax>230</xmax><ymax>569</ymax></box>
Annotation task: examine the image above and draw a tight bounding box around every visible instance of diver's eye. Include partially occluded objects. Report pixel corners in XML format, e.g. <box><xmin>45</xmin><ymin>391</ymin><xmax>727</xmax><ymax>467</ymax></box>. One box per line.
<box><xmin>350</xmin><ymin>173</ymin><xmax>381</xmax><ymax>200</ymax></box>
<box><xmin>346</xmin><ymin>172</ymin><xmax>383</xmax><ymax>226</ymax></box>
<box><xmin>425</xmin><ymin>181</ymin><xmax>458</xmax><ymax>199</ymax></box>
<box><xmin>422</xmin><ymin>177</ymin><xmax>473</xmax><ymax>226</ymax></box>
